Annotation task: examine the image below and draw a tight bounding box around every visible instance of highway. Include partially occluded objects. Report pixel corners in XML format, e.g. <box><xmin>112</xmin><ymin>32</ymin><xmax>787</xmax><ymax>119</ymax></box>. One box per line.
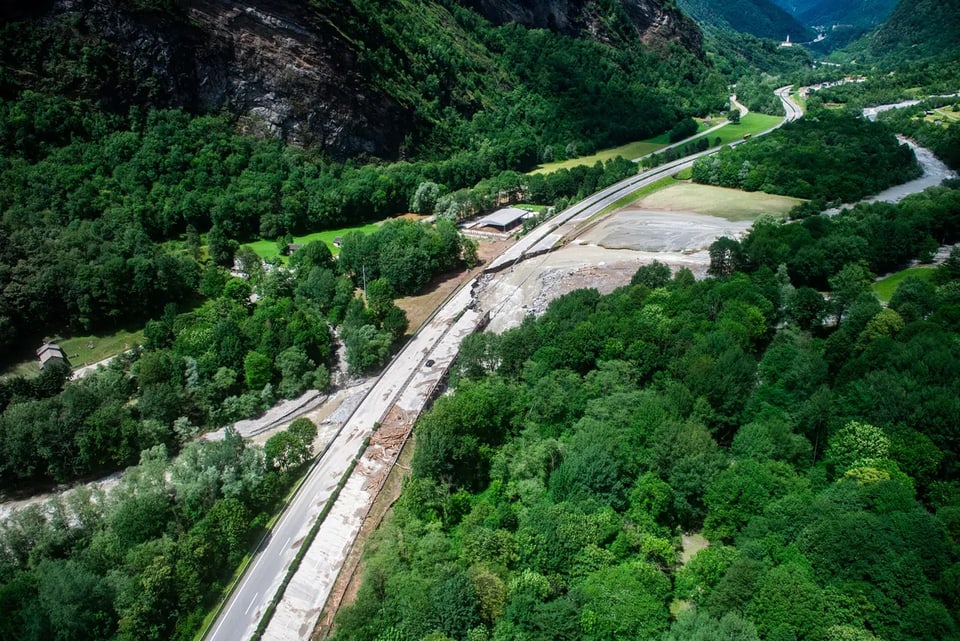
<box><xmin>205</xmin><ymin>280</ymin><xmax>485</xmax><ymax>641</ymax></box>
<box><xmin>204</xmin><ymin>83</ymin><xmax>804</xmax><ymax>641</ymax></box>
<box><xmin>489</xmin><ymin>85</ymin><xmax>802</xmax><ymax>271</ymax></box>
<box><xmin>776</xmin><ymin>84</ymin><xmax>804</xmax><ymax>122</ymax></box>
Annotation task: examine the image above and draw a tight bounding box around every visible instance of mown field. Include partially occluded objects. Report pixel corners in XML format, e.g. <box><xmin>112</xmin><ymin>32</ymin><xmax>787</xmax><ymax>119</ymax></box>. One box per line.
<box><xmin>635</xmin><ymin>182</ymin><xmax>804</xmax><ymax>221</ymax></box>
<box><xmin>872</xmin><ymin>265</ymin><xmax>937</xmax><ymax>302</ymax></box>
<box><xmin>530</xmin><ymin>118</ymin><xmax>724</xmax><ymax>175</ymax></box>
<box><xmin>246</xmin><ymin>222</ymin><xmax>384</xmax><ymax>260</ymax></box>
<box><xmin>692</xmin><ymin>112</ymin><xmax>784</xmax><ymax>146</ymax></box>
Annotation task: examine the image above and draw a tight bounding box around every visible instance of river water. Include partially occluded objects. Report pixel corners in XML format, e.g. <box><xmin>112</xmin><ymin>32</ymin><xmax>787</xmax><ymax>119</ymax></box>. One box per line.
<box><xmin>824</xmin><ymin>105</ymin><xmax>958</xmax><ymax>215</ymax></box>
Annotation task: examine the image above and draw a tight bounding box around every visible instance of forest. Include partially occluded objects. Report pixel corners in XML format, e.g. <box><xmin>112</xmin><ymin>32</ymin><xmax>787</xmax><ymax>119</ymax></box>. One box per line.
<box><xmin>691</xmin><ymin>108</ymin><xmax>921</xmax><ymax>202</ymax></box>
<box><xmin>0</xmin><ymin>422</ymin><xmax>318</xmax><ymax>641</ymax></box>
<box><xmin>0</xmin><ymin>213</ymin><xmax>485</xmax><ymax>488</ymax></box>
<box><xmin>0</xmin><ymin>91</ymin><xmax>656</xmax><ymax>358</ymax></box>
<box><xmin>331</xmin><ymin>183</ymin><xmax>960</xmax><ymax>641</ymax></box>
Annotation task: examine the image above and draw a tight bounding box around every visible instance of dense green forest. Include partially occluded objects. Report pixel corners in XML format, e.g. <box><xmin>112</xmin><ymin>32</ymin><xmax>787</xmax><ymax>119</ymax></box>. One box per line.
<box><xmin>0</xmin><ymin>0</ymin><xmax>736</xmax><ymax>359</ymax></box>
<box><xmin>692</xmin><ymin>108</ymin><xmax>921</xmax><ymax>201</ymax></box>
<box><xmin>0</xmin><ymin>92</ymin><xmax>656</xmax><ymax>358</ymax></box>
<box><xmin>332</xmin><ymin>184</ymin><xmax>960</xmax><ymax>641</ymax></box>
<box><xmin>0</xmin><ymin>421</ymin><xmax>318</xmax><ymax>641</ymax></box>
<box><xmin>0</xmin><ymin>213</ymin><xmax>486</xmax><ymax>488</ymax></box>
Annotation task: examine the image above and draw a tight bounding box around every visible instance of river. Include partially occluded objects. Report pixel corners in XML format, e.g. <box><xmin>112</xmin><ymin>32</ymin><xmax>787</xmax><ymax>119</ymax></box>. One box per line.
<box><xmin>824</xmin><ymin>105</ymin><xmax>958</xmax><ymax>215</ymax></box>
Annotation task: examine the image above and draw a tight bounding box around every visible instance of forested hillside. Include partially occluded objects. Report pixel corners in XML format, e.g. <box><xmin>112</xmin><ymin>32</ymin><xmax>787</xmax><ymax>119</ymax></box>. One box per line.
<box><xmin>0</xmin><ymin>0</ymin><xmax>721</xmax><ymax>160</ymax></box>
<box><xmin>333</xmin><ymin>183</ymin><xmax>960</xmax><ymax>641</ymax></box>
<box><xmin>865</xmin><ymin>0</ymin><xmax>960</xmax><ymax>62</ymax></box>
<box><xmin>678</xmin><ymin>0</ymin><xmax>814</xmax><ymax>42</ymax></box>
<box><xmin>774</xmin><ymin>0</ymin><xmax>899</xmax><ymax>28</ymax></box>
<box><xmin>0</xmin><ymin>0</ymin><xmax>729</xmax><ymax>358</ymax></box>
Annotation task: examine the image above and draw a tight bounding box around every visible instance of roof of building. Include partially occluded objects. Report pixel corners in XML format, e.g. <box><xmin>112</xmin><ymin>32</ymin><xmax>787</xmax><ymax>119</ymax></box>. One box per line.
<box><xmin>37</xmin><ymin>342</ymin><xmax>66</xmax><ymax>366</ymax></box>
<box><xmin>476</xmin><ymin>207</ymin><xmax>530</xmax><ymax>229</ymax></box>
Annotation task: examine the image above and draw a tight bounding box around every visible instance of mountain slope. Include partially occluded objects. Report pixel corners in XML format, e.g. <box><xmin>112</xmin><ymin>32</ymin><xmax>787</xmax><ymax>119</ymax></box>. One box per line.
<box><xmin>770</xmin><ymin>0</ymin><xmax>899</xmax><ymax>29</ymax></box>
<box><xmin>866</xmin><ymin>0</ymin><xmax>960</xmax><ymax>61</ymax></box>
<box><xmin>0</xmin><ymin>0</ymin><xmax>710</xmax><ymax>160</ymax></box>
<box><xmin>678</xmin><ymin>0</ymin><xmax>814</xmax><ymax>41</ymax></box>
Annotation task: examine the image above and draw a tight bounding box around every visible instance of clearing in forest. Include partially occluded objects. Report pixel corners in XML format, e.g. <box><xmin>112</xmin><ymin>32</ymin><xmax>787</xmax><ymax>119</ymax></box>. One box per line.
<box><xmin>634</xmin><ymin>183</ymin><xmax>804</xmax><ymax>221</ymax></box>
<box><xmin>872</xmin><ymin>265</ymin><xmax>936</xmax><ymax>303</ymax></box>
<box><xmin>246</xmin><ymin>221</ymin><xmax>383</xmax><ymax>261</ymax></box>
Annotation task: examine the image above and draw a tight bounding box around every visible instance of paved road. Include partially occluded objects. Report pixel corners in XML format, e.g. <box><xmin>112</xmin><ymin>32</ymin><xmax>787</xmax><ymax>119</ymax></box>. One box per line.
<box><xmin>776</xmin><ymin>85</ymin><xmax>803</xmax><ymax>122</ymax></box>
<box><xmin>205</xmin><ymin>282</ymin><xmax>483</xmax><ymax>641</ymax></box>
<box><xmin>491</xmin><ymin>86</ymin><xmax>802</xmax><ymax>270</ymax></box>
<box><xmin>631</xmin><ymin>93</ymin><xmax>746</xmax><ymax>163</ymax></box>
<box><xmin>204</xmin><ymin>83</ymin><xmax>804</xmax><ymax>641</ymax></box>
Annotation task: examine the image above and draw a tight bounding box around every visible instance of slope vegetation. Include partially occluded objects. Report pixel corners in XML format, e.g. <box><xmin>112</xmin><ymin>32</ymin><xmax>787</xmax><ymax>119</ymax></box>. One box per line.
<box><xmin>0</xmin><ymin>0</ymin><xmax>718</xmax><ymax>160</ymax></box>
<box><xmin>679</xmin><ymin>0</ymin><xmax>814</xmax><ymax>41</ymax></box>
<box><xmin>866</xmin><ymin>0</ymin><xmax>960</xmax><ymax>62</ymax></box>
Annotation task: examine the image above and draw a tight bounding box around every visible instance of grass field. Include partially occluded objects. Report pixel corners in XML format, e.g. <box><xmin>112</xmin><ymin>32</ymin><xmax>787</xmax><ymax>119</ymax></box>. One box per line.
<box><xmin>923</xmin><ymin>106</ymin><xmax>960</xmax><ymax>125</ymax></box>
<box><xmin>792</xmin><ymin>92</ymin><xmax>807</xmax><ymax>112</ymax></box>
<box><xmin>515</xmin><ymin>203</ymin><xmax>550</xmax><ymax>213</ymax></box>
<box><xmin>58</xmin><ymin>328</ymin><xmax>144</xmax><ymax>368</ymax></box>
<box><xmin>246</xmin><ymin>222</ymin><xmax>383</xmax><ymax>261</ymax></box>
<box><xmin>872</xmin><ymin>266</ymin><xmax>936</xmax><ymax>303</ymax></box>
<box><xmin>691</xmin><ymin>113</ymin><xmax>783</xmax><ymax>147</ymax></box>
<box><xmin>597</xmin><ymin>177</ymin><xmax>677</xmax><ymax>217</ymax></box>
<box><xmin>530</xmin><ymin>119</ymin><xmax>721</xmax><ymax>175</ymax></box>
<box><xmin>530</xmin><ymin>140</ymin><xmax>665</xmax><ymax>175</ymax></box>
<box><xmin>0</xmin><ymin>327</ymin><xmax>145</xmax><ymax>380</ymax></box>
<box><xmin>635</xmin><ymin>182</ymin><xmax>804</xmax><ymax>221</ymax></box>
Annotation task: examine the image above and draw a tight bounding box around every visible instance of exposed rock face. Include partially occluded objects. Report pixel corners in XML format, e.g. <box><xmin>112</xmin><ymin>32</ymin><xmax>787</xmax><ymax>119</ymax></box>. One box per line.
<box><xmin>47</xmin><ymin>0</ymin><xmax>409</xmax><ymax>158</ymax></box>
<box><xmin>463</xmin><ymin>0</ymin><xmax>702</xmax><ymax>52</ymax></box>
<box><xmin>34</xmin><ymin>0</ymin><xmax>700</xmax><ymax>159</ymax></box>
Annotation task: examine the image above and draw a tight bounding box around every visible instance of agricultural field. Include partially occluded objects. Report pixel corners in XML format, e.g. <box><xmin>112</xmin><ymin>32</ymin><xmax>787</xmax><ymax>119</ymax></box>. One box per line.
<box><xmin>529</xmin><ymin>140</ymin><xmax>665</xmax><ymax>175</ymax></box>
<box><xmin>634</xmin><ymin>182</ymin><xmax>804</xmax><ymax>221</ymax></box>
<box><xmin>692</xmin><ymin>112</ymin><xmax>783</xmax><ymax>146</ymax></box>
<box><xmin>530</xmin><ymin>117</ymin><xmax>722</xmax><ymax>175</ymax></box>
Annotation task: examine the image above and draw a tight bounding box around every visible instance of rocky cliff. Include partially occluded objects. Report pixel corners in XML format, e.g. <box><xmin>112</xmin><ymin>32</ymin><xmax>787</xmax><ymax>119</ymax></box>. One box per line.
<box><xmin>15</xmin><ymin>0</ymin><xmax>703</xmax><ymax>159</ymax></box>
<box><xmin>32</xmin><ymin>0</ymin><xmax>409</xmax><ymax>158</ymax></box>
<box><xmin>463</xmin><ymin>0</ymin><xmax>702</xmax><ymax>51</ymax></box>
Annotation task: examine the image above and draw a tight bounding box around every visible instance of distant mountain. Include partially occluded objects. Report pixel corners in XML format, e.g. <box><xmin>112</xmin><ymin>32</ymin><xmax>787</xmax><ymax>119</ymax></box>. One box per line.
<box><xmin>866</xmin><ymin>0</ymin><xmax>960</xmax><ymax>60</ymax></box>
<box><xmin>769</xmin><ymin>0</ymin><xmax>899</xmax><ymax>29</ymax></box>
<box><xmin>678</xmin><ymin>0</ymin><xmax>814</xmax><ymax>42</ymax></box>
